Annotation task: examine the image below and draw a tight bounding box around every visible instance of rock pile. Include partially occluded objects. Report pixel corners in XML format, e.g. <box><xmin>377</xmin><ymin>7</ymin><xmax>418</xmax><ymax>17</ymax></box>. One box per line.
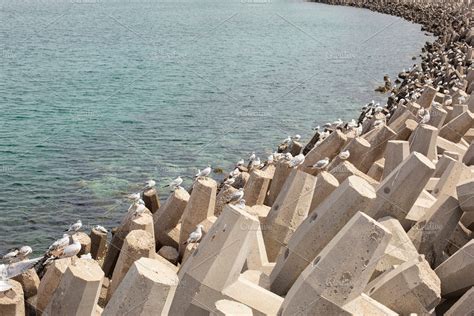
<box><xmin>2</xmin><ymin>0</ymin><xmax>474</xmax><ymax>315</ymax></box>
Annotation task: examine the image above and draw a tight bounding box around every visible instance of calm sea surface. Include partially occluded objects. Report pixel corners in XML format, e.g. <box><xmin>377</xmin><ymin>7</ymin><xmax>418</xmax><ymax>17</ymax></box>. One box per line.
<box><xmin>0</xmin><ymin>0</ymin><xmax>432</xmax><ymax>253</ymax></box>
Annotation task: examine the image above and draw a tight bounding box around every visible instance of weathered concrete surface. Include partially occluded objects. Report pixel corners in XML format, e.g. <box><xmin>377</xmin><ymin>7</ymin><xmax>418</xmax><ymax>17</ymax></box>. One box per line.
<box><xmin>179</xmin><ymin>178</ymin><xmax>217</xmax><ymax>258</ymax></box>
<box><xmin>243</xmin><ymin>167</ymin><xmax>274</xmax><ymax>207</ymax></box>
<box><xmin>367</xmin><ymin>152</ymin><xmax>435</xmax><ymax>229</ymax></box>
<box><xmin>0</xmin><ymin>280</ymin><xmax>25</xmax><ymax>316</ymax></box>
<box><xmin>270</xmin><ymin>176</ymin><xmax>376</xmax><ymax>296</ymax></box>
<box><xmin>169</xmin><ymin>205</ymin><xmax>282</xmax><ymax>315</ymax></box>
<box><xmin>108</xmin><ymin>230</ymin><xmax>155</xmax><ymax>301</ymax></box>
<box><xmin>342</xmin><ymin>294</ymin><xmax>397</xmax><ymax>316</ymax></box>
<box><xmin>44</xmin><ymin>259</ymin><xmax>104</xmax><ymax>316</ymax></box>
<box><xmin>435</xmin><ymin>240</ymin><xmax>474</xmax><ymax>298</ymax></box>
<box><xmin>10</xmin><ymin>268</ymin><xmax>39</xmax><ymax>302</ymax></box>
<box><xmin>366</xmin><ymin>256</ymin><xmax>441</xmax><ymax>315</ymax></box>
<box><xmin>103</xmin><ymin>257</ymin><xmax>178</xmax><ymax>316</ymax></box>
<box><xmin>36</xmin><ymin>258</ymin><xmax>72</xmax><ymax>314</ymax></box>
<box><xmin>263</xmin><ymin>169</ymin><xmax>317</xmax><ymax>261</ymax></box>
<box><xmin>143</xmin><ymin>187</ymin><xmax>160</xmax><ymax>214</ymax></box>
<box><xmin>265</xmin><ymin>160</ymin><xmax>292</xmax><ymax>207</ymax></box>
<box><xmin>154</xmin><ymin>187</ymin><xmax>189</xmax><ymax>249</ymax></box>
<box><xmin>309</xmin><ymin>171</ymin><xmax>339</xmax><ymax>212</ymax></box>
<box><xmin>383</xmin><ymin>141</ymin><xmax>409</xmax><ymax>180</ymax></box>
<box><xmin>279</xmin><ymin>212</ymin><xmax>391</xmax><ymax>315</ymax></box>
<box><xmin>212</xmin><ymin>299</ymin><xmax>253</xmax><ymax>316</ymax></box>
<box><xmin>90</xmin><ymin>227</ymin><xmax>108</xmax><ymax>262</ymax></box>
<box><xmin>444</xmin><ymin>286</ymin><xmax>474</xmax><ymax>316</ymax></box>
<box><xmin>456</xmin><ymin>179</ymin><xmax>474</xmax><ymax>212</ymax></box>
<box><xmin>301</xmin><ymin>130</ymin><xmax>347</xmax><ymax>175</ymax></box>
<box><xmin>407</xmin><ymin>195</ymin><xmax>463</xmax><ymax>267</ymax></box>
<box><xmin>375</xmin><ymin>217</ymin><xmax>419</xmax><ymax>277</ymax></box>
<box><xmin>409</xmin><ymin>124</ymin><xmax>439</xmax><ymax>161</ymax></box>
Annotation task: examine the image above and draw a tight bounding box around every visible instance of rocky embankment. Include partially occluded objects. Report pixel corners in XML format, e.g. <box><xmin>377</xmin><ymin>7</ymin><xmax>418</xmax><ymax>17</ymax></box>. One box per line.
<box><xmin>2</xmin><ymin>0</ymin><xmax>474</xmax><ymax>315</ymax></box>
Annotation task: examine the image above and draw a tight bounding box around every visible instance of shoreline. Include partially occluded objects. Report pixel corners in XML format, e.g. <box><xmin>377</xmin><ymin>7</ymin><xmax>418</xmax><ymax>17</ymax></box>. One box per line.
<box><xmin>2</xmin><ymin>0</ymin><xmax>474</xmax><ymax>315</ymax></box>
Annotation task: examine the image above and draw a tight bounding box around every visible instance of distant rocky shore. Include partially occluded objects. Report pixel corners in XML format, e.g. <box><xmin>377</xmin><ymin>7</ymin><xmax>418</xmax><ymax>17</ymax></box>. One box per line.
<box><xmin>1</xmin><ymin>0</ymin><xmax>474</xmax><ymax>315</ymax></box>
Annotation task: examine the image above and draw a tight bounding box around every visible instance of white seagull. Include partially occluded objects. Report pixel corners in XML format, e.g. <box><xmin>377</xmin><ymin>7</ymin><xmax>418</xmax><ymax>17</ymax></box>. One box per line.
<box><xmin>238</xmin><ymin>199</ymin><xmax>246</xmax><ymax>209</ymax></box>
<box><xmin>311</xmin><ymin>157</ymin><xmax>330</xmax><ymax>170</ymax></box>
<box><xmin>229</xmin><ymin>188</ymin><xmax>244</xmax><ymax>203</ymax></box>
<box><xmin>230</xmin><ymin>168</ymin><xmax>240</xmax><ymax>178</ymax></box>
<box><xmin>289</xmin><ymin>153</ymin><xmax>305</xmax><ymax>168</ymax></box>
<box><xmin>59</xmin><ymin>238</ymin><xmax>81</xmax><ymax>259</ymax></box>
<box><xmin>2</xmin><ymin>249</ymin><xmax>19</xmax><ymax>263</ymax></box>
<box><xmin>167</xmin><ymin>176</ymin><xmax>183</xmax><ymax>190</ymax></box>
<box><xmin>48</xmin><ymin>234</ymin><xmax>70</xmax><ymax>252</ymax></box>
<box><xmin>17</xmin><ymin>246</ymin><xmax>32</xmax><ymax>259</ymax></box>
<box><xmin>94</xmin><ymin>225</ymin><xmax>108</xmax><ymax>234</ymax></box>
<box><xmin>339</xmin><ymin>150</ymin><xmax>350</xmax><ymax>160</ymax></box>
<box><xmin>127</xmin><ymin>192</ymin><xmax>142</xmax><ymax>202</ymax></box>
<box><xmin>66</xmin><ymin>220</ymin><xmax>82</xmax><ymax>233</ymax></box>
<box><xmin>183</xmin><ymin>225</ymin><xmax>204</xmax><ymax>245</ymax></box>
<box><xmin>134</xmin><ymin>203</ymin><xmax>147</xmax><ymax>217</ymax></box>
<box><xmin>144</xmin><ymin>179</ymin><xmax>156</xmax><ymax>190</ymax></box>
<box><xmin>195</xmin><ymin>166</ymin><xmax>212</xmax><ymax>178</ymax></box>
<box><xmin>236</xmin><ymin>159</ymin><xmax>245</xmax><ymax>166</ymax></box>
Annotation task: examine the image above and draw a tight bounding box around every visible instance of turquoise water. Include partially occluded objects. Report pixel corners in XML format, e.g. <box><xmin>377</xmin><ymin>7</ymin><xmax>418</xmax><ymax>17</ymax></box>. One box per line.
<box><xmin>0</xmin><ymin>0</ymin><xmax>432</xmax><ymax>253</ymax></box>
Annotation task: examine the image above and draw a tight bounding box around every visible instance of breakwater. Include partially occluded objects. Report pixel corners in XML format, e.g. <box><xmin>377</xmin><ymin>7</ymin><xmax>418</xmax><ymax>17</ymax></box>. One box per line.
<box><xmin>1</xmin><ymin>0</ymin><xmax>474</xmax><ymax>315</ymax></box>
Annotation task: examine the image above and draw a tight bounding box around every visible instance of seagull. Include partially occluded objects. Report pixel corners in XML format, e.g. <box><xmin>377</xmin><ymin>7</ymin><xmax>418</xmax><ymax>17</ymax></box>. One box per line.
<box><xmin>339</xmin><ymin>150</ymin><xmax>350</xmax><ymax>160</ymax></box>
<box><xmin>224</xmin><ymin>177</ymin><xmax>235</xmax><ymax>186</ymax></box>
<box><xmin>195</xmin><ymin>166</ymin><xmax>212</xmax><ymax>178</ymax></box>
<box><xmin>420</xmin><ymin>110</ymin><xmax>431</xmax><ymax>124</ymax></box>
<box><xmin>238</xmin><ymin>199</ymin><xmax>246</xmax><ymax>209</ymax></box>
<box><xmin>292</xmin><ymin>134</ymin><xmax>301</xmax><ymax>142</ymax></box>
<box><xmin>134</xmin><ymin>203</ymin><xmax>147</xmax><ymax>217</ymax></box>
<box><xmin>249</xmin><ymin>152</ymin><xmax>256</xmax><ymax>162</ymax></box>
<box><xmin>267</xmin><ymin>154</ymin><xmax>274</xmax><ymax>165</ymax></box>
<box><xmin>2</xmin><ymin>249</ymin><xmax>19</xmax><ymax>263</ymax></box>
<box><xmin>282</xmin><ymin>136</ymin><xmax>292</xmax><ymax>145</ymax></box>
<box><xmin>127</xmin><ymin>192</ymin><xmax>142</xmax><ymax>202</ymax></box>
<box><xmin>229</xmin><ymin>188</ymin><xmax>244</xmax><ymax>203</ymax></box>
<box><xmin>48</xmin><ymin>234</ymin><xmax>70</xmax><ymax>252</ymax></box>
<box><xmin>94</xmin><ymin>225</ymin><xmax>108</xmax><ymax>234</ymax></box>
<box><xmin>311</xmin><ymin>157</ymin><xmax>330</xmax><ymax>170</ymax></box>
<box><xmin>66</xmin><ymin>220</ymin><xmax>82</xmax><ymax>233</ymax></box>
<box><xmin>144</xmin><ymin>179</ymin><xmax>156</xmax><ymax>190</ymax></box>
<box><xmin>289</xmin><ymin>153</ymin><xmax>305</xmax><ymax>168</ymax></box>
<box><xmin>183</xmin><ymin>225</ymin><xmax>203</xmax><ymax>245</ymax></box>
<box><xmin>17</xmin><ymin>246</ymin><xmax>32</xmax><ymax>260</ymax></box>
<box><xmin>230</xmin><ymin>168</ymin><xmax>240</xmax><ymax>178</ymax></box>
<box><xmin>236</xmin><ymin>159</ymin><xmax>245</xmax><ymax>166</ymax></box>
<box><xmin>0</xmin><ymin>257</ymin><xmax>43</xmax><ymax>292</ymax></box>
<box><xmin>166</xmin><ymin>176</ymin><xmax>183</xmax><ymax>190</ymax></box>
<box><xmin>59</xmin><ymin>237</ymin><xmax>81</xmax><ymax>259</ymax></box>
<box><xmin>252</xmin><ymin>157</ymin><xmax>261</xmax><ymax>167</ymax></box>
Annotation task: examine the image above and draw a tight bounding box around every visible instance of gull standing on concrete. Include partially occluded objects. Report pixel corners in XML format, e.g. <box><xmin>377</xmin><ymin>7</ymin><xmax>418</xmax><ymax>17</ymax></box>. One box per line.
<box><xmin>238</xmin><ymin>199</ymin><xmax>246</xmax><ymax>209</ymax></box>
<box><xmin>229</xmin><ymin>188</ymin><xmax>244</xmax><ymax>204</ymax></box>
<box><xmin>66</xmin><ymin>220</ymin><xmax>82</xmax><ymax>233</ymax></box>
<box><xmin>94</xmin><ymin>225</ymin><xmax>108</xmax><ymax>234</ymax></box>
<box><xmin>183</xmin><ymin>225</ymin><xmax>203</xmax><ymax>245</ymax></box>
<box><xmin>144</xmin><ymin>179</ymin><xmax>156</xmax><ymax>190</ymax></box>
<box><xmin>195</xmin><ymin>166</ymin><xmax>212</xmax><ymax>179</ymax></box>
<box><xmin>339</xmin><ymin>150</ymin><xmax>350</xmax><ymax>160</ymax></box>
<box><xmin>48</xmin><ymin>234</ymin><xmax>70</xmax><ymax>253</ymax></box>
<box><xmin>236</xmin><ymin>159</ymin><xmax>245</xmax><ymax>167</ymax></box>
<box><xmin>289</xmin><ymin>153</ymin><xmax>305</xmax><ymax>168</ymax></box>
<box><xmin>17</xmin><ymin>246</ymin><xmax>32</xmax><ymax>260</ymax></box>
<box><xmin>134</xmin><ymin>203</ymin><xmax>147</xmax><ymax>217</ymax></box>
<box><xmin>230</xmin><ymin>167</ymin><xmax>240</xmax><ymax>178</ymax></box>
<box><xmin>311</xmin><ymin>157</ymin><xmax>330</xmax><ymax>170</ymax></box>
<box><xmin>284</xmin><ymin>153</ymin><xmax>293</xmax><ymax>161</ymax></box>
<box><xmin>2</xmin><ymin>249</ymin><xmax>19</xmax><ymax>263</ymax></box>
<box><xmin>166</xmin><ymin>176</ymin><xmax>183</xmax><ymax>190</ymax></box>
